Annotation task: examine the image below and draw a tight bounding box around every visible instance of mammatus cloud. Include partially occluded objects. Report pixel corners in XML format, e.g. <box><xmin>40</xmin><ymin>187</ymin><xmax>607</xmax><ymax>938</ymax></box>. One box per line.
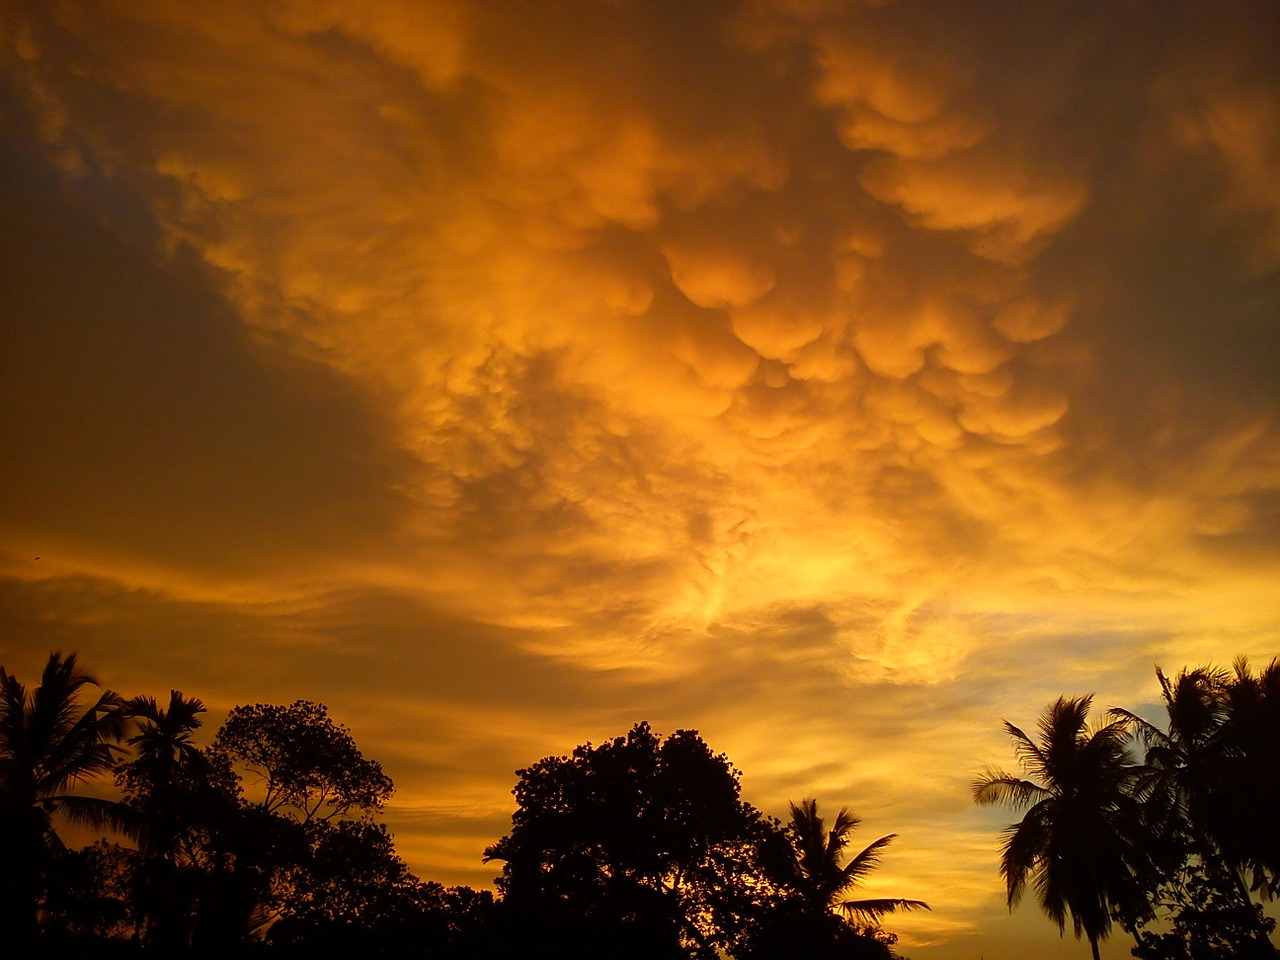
<box><xmin>2</xmin><ymin>1</ymin><xmax>1278</xmax><ymax>955</ymax></box>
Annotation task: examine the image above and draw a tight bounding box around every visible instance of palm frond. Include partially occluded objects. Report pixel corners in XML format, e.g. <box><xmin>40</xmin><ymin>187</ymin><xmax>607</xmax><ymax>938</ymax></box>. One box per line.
<box><xmin>836</xmin><ymin>897</ymin><xmax>930</xmax><ymax>920</ymax></box>
<box><xmin>1003</xmin><ymin>720</ymin><xmax>1046</xmax><ymax>776</ymax></box>
<box><xmin>1105</xmin><ymin>706</ymin><xmax>1165</xmax><ymax>749</ymax></box>
<box><xmin>1034</xmin><ymin>844</ymin><xmax>1068</xmax><ymax>933</ymax></box>
<box><xmin>999</xmin><ymin>801</ymin><xmax>1053</xmax><ymax>909</ymax></box>
<box><xmin>840</xmin><ymin>833</ymin><xmax>897</xmax><ymax>890</ymax></box>
<box><xmin>786</xmin><ymin>797</ymin><xmax>924</xmax><ymax>917</ymax></box>
<box><xmin>42</xmin><ymin>794</ymin><xmax>141</xmax><ymax>840</ymax></box>
<box><xmin>826</xmin><ymin>806</ymin><xmax>859</xmax><ymax>864</ymax></box>
<box><xmin>1039</xmin><ymin>696</ymin><xmax>1092</xmax><ymax>784</ymax></box>
<box><xmin>972</xmin><ymin>770</ymin><xmax>1049</xmax><ymax>809</ymax></box>
<box><xmin>0</xmin><ymin>669</ymin><xmax>28</xmax><ymax>765</ymax></box>
<box><xmin>126</xmin><ymin>690</ymin><xmax>206</xmax><ymax>766</ymax></box>
<box><xmin>2</xmin><ymin>653</ymin><xmax>132</xmax><ymax>860</ymax></box>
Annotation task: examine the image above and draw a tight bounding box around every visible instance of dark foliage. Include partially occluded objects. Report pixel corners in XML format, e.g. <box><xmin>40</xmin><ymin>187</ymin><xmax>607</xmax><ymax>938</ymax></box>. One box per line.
<box><xmin>37</xmin><ymin>648</ymin><xmax>1280</xmax><ymax>959</ymax></box>
<box><xmin>976</xmin><ymin>660</ymin><xmax>1280</xmax><ymax>960</ymax></box>
<box><xmin>1111</xmin><ymin>658</ymin><xmax>1280</xmax><ymax>955</ymax></box>
<box><xmin>782</xmin><ymin>798</ymin><xmax>928</xmax><ymax>922</ymax></box>
<box><xmin>973</xmin><ymin>695</ymin><xmax>1151</xmax><ymax>959</ymax></box>
<box><xmin>484</xmin><ymin>721</ymin><xmax>788</xmax><ymax>960</ymax></box>
<box><xmin>211</xmin><ymin>699</ymin><xmax>393</xmax><ymax>823</ymax></box>
<box><xmin>1129</xmin><ymin>858</ymin><xmax>1276</xmax><ymax>960</ymax></box>
<box><xmin>0</xmin><ymin>653</ymin><xmax>132</xmax><ymax>950</ymax></box>
<box><xmin>732</xmin><ymin>797</ymin><xmax>926</xmax><ymax>959</ymax></box>
<box><xmin>737</xmin><ymin>896</ymin><xmax>898</xmax><ymax>960</ymax></box>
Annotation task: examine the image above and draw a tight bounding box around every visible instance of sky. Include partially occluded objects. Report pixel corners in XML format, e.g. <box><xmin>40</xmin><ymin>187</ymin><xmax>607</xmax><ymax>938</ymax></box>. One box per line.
<box><xmin>1</xmin><ymin>0</ymin><xmax>1278</xmax><ymax>956</ymax></box>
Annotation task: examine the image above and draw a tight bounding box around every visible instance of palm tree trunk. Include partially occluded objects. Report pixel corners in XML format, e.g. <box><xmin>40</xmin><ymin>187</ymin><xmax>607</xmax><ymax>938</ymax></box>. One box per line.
<box><xmin>1089</xmin><ymin>933</ymin><xmax>1101</xmax><ymax>960</ymax></box>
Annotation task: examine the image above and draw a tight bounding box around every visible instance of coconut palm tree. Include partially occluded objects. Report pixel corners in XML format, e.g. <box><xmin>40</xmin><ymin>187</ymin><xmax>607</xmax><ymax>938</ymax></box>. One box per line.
<box><xmin>786</xmin><ymin>798</ymin><xmax>928</xmax><ymax>923</ymax></box>
<box><xmin>1108</xmin><ymin>662</ymin><xmax>1280</xmax><ymax>957</ymax></box>
<box><xmin>0</xmin><ymin>652</ymin><xmax>133</xmax><ymax>945</ymax></box>
<box><xmin>973</xmin><ymin>695</ymin><xmax>1148</xmax><ymax>960</ymax></box>
<box><xmin>1109</xmin><ymin>668</ymin><xmax>1236</xmax><ymax>874</ymax></box>
<box><xmin>118</xmin><ymin>690</ymin><xmax>223</xmax><ymax>949</ymax></box>
<box><xmin>1110</xmin><ymin>666</ymin><xmax>1228</xmax><ymax>823</ymax></box>
<box><xmin>1219</xmin><ymin>657</ymin><xmax>1280</xmax><ymax>895</ymax></box>
<box><xmin>119</xmin><ymin>691</ymin><xmax>210</xmax><ymax>858</ymax></box>
<box><xmin>126</xmin><ymin>691</ymin><xmax>206</xmax><ymax>776</ymax></box>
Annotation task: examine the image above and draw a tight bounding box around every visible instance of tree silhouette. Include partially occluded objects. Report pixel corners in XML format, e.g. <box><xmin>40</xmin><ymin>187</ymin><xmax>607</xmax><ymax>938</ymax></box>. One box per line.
<box><xmin>973</xmin><ymin>695</ymin><xmax>1149</xmax><ymax>960</ymax></box>
<box><xmin>1109</xmin><ymin>666</ymin><xmax>1227</xmax><ymax>840</ymax></box>
<box><xmin>127</xmin><ymin>692</ymin><xmax>206</xmax><ymax>774</ymax></box>
<box><xmin>1217</xmin><ymin>657</ymin><xmax>1280</xmax><ymax>896</ymax></box>
<box><xmin>484</xmin><ymin>722</ymin><xmax>779</xmax><ymax>960</ymax></box>
<box><xmin>0</xmin><ymin>652</ymin><xmax>133</xmax><ymax>947</ymax></box>
<box><xmin>785</xmin><ymin>798</ymin><xmax>928</xmax><ymax>924</ymax></box>
<box><xmin>1111</xmin><ymin>662</ymin><xmax>1279</xmax><ymax>955</ymax></box>
<box><xmin>116</xmin><ymin>689</ymin><xmax>255</xmax><ymax>951</ymax></box>
<box><xmin>266</xmin><ymin>818</ymin><xmax>452</xmax><ymax>955</ymax></box>
<box><xmin>211</xmin><ymin>699</ymin><xmax>393</xmax><ymax>823</ymax></box>
<box><xmin>39</xmin><ymin>839</ymin><xmax>141</xmax><ymax>948</ymax></box>
<box><xmin>120</xmin><ymin>690</ymin><xmax>210</xmax><ymax>856</ymax></box>
<box><xmin>1128</xmin><ymin>857</ymin><xmax>1276</xmax><ymax>960</ymax></box>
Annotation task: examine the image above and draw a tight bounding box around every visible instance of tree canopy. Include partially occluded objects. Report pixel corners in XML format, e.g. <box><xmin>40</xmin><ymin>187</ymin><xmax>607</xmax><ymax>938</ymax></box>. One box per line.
<box><xmin>975</xmin><ymin>662</ymin><xmax>1280</xmax><ymax>960</ymax></box>
<box><xmin>0</xmin><ymin>653</ymin><xmax>133</xmax><ymax>948</ymax></box>
<box><xmin>19</xmin><ymin>648</ymin><xmax>1279</xmax><ymax>959</ymax></box>
<box><xmin>211</xmin><ymin>699</ymin><xmax>393</xmax><ymax>823</ymax></box>
<box><xmin>484</xmin><ymin>721</ymin><xmax>783</xmax><ymax>959</ymax></box>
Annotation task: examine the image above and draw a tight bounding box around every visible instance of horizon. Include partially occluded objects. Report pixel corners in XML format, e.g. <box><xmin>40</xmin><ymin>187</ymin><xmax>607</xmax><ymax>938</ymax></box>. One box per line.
<box><xmin>14</xmin><ymin>649</ymin><xmax>1264</xmax><ymax>959</ymax></box>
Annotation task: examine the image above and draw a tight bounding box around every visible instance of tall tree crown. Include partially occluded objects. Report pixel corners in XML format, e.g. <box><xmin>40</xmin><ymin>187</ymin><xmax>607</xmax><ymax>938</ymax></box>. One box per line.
<box><xmin>974</xmin><ymin>695</ymin><xmax>1148</xmax><ymax>959</ymax></box>
<box><xmin>785</xmin><ymin>797</ymin><xmax>927</xmax><ymax>922</ymax></box>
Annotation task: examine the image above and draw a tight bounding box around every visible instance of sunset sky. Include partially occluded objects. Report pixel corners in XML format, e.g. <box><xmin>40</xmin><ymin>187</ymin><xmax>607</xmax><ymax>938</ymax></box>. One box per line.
<box><xmin>2</xmin><ymin>0</ymin><xmax>1279</xmax><ymax>956</ymax></box>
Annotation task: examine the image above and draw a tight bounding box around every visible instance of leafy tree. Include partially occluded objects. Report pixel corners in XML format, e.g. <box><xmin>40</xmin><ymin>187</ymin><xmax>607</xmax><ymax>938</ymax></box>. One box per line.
<box><xmin>973</xmin><ymin>695</ymin><xmax>1150</xmax><ymax>960</ymax></box>
<box><xmin>484</xmin><ymin>721</ymin><xmax>781</xmax><ymax>960</ymax></box>
<box><xmin>267</xmin><ymin>818</ymin><xmax>430</xmax><ymax>948</ymax></box>
<box><xmin>1129</xmin><ymin>857</ymin><xmax>1276</xmax><ymax>960</ymax></box>
<box><xmin>211</xmin><ymin>699</ymin><xmax>393</xmax><ymax>823</ymax></box>
<box><xmin>0</xmin><ymin>652</ymin><xmax>133</xmax><ymax>948</ymax></box>
<box><xmin>203</xmin><ymin>698</ymin><xmax>449</xmax><ymax>952</ymax></box>
<box><xmin>40</xmin><ymin>839</ymin><xmax>141</xmax><ymax>947</ymax></box>
<box><xmin>118</xmin><ymin>693</ymin><xmax>406</xmax><ymax>953</ymax></box>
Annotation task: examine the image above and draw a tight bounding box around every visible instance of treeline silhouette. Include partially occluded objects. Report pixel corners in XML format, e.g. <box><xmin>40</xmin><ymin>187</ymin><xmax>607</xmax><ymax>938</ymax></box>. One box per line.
<box><xmin>974</xmin><ymin>658</ymin><xmax>1280</xmax><ymax>960</ymax></box>
<box><xmin>1</xmin><ymin>653</ymin><xmax>923</xmax><ymax>959</ymax></box>
<box><xmin>5</xmin><ymin>652</ymin><xmax>1277</xmax><ymax>959</ymax></box>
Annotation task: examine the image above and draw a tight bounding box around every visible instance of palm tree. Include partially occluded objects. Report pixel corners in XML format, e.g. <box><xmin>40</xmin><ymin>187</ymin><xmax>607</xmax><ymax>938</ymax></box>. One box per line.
<box><xmin>127</xmin><ymin>691</ymin><xmax>206</xmax><ymax>776</ymax></box>
<box><xmin>1109</xmin><ymin>668</ymin><xmax>1237</xmax><ymax>872</ymax></box>
<box><xmin>1107</xmin><ymin>662</ymin><xmax>1280</xmax><ymax>957</ymax></box>
<box><xmin>1219</xmin><ymin>656</ymin><xmax>1280</xmax><ymax>895</ymax></box>
<box><xmin>120</xmin><ymin>691</ymin><xmax>211</xmax><ymax>858</ymax></box>
<box><xmin>1110</xmin><ymin>666</ymin><xmax>1227</xmax><ymax>823</ymax></box>
<box><xmin>786</xmin><ymin>798</ymin><xmax>928</xmax><ymax>924</ymax></box>
<box><xmin>119</xmin><ymin>690</ymin><xmax>216</xmax><ymax>949</ymax></box>
<box><xmin>1112</xmin><ymin>664</ymin><xmax>1278</xmax><ymax>937</ymax></box>
<box><xmin>0</xmin><ymin>652</ymin><xmax>133</xmax><ymax>945</ymax></box>
<box><xmin>973</xmin><ymin>695</ymin><xmax>1148</xmax><ymax>960</ymax></box>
